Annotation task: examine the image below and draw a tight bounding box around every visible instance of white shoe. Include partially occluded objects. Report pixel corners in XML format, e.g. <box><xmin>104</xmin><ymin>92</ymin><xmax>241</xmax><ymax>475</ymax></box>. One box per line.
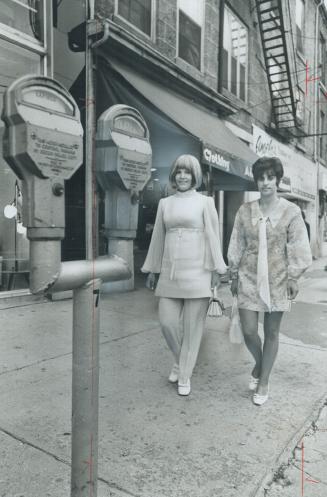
<box><xmin>253</xmin><ymin>387</ymin><xmax>269</xmax><ymax>406</ymax></box>
<box><xmin>249</xmin><ymin>375</ymin><xmax>259</xmax><ymax>391</ymax></box>
<box><xmin>178</xmin><ymin>379</ymin><xmax>191</xmax><ymax>396</ymax></box>
<box><xmin>168</xmin><ymin>364</ymin><xmax>179</xmax><ymax>383</ymax></box>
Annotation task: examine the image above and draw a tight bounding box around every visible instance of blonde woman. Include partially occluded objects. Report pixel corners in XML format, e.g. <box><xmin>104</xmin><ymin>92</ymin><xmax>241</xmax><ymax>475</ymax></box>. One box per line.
<box><xmin>142</xmin><ymin>155</ymin><xmax>227</xmax><ymax>396</ymax></box>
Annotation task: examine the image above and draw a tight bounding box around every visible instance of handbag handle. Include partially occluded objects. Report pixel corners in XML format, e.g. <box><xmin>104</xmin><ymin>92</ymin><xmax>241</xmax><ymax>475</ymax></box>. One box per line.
<box><xmin>212</xmin><ymin>286</ymin><xmax>218</xmax><ymax>299</ymax></box>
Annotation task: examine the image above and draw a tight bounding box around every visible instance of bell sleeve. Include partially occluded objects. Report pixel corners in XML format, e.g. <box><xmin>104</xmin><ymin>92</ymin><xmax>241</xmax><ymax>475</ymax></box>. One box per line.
<box><xmin>203</xmin><ymin>196</ymin><xmax>228</xmax><ymax>274</ymax></box>
<box><xmin>227</xmin><ymin>207</ymin><xmax>246</xmax><ymax>277</ymax></box>
<box><xmin>286</xmin><ymin>209</ymin><xmax>312</xmax><ymax>280</ymax></box>
<box><xmin>141</xmin><ymin>199</ymin><xmax>166</xmax><ymax>274</ymax></box>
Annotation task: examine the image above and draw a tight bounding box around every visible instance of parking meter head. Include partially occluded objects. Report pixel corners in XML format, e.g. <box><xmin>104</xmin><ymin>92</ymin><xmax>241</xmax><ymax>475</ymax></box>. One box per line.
<box><xmin>96</xmin><ymin>104</ymin><xmax>152</xmax><ymax>193</ymax></box>
<box><xmin>1</xmin><ymin>75</ymin><xmax>83</xmax><ymax>240</ymax></box>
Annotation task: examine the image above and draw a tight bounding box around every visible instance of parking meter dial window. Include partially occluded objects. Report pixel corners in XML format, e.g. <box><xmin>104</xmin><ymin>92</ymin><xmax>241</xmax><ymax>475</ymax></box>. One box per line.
<box><xmin>114</xmin><ymin>115</ymin><xmax>146</xmax><ymax>138</ymax></box>
<box><xmin>21</xmin><ymin>87</ymin><xmax>75</xmax><ymax>116</ymax></box>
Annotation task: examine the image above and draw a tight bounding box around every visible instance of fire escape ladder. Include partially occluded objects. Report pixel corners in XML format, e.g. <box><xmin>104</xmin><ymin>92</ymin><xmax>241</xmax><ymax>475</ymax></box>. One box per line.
<box><xmin>255</xmin><ymin>0</ymin><xmax>298</xmax><ymax>129</ymax></box>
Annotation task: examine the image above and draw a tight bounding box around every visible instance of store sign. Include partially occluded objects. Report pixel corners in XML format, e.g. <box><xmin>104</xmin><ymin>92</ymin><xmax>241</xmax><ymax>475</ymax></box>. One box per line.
<box><xmin>202</xmin><ymin>143</ymin><xmax>254</xmax><ymax>180</ymax></box>
<box><xmin>203</xmin><ymin>147</ymin><xmax>230</xmax><ymax>171</ymax></box>
<box><xmin>252</xmin><ymin>125</ymin><xmax>316</xmax><ymax>200</ymax></box>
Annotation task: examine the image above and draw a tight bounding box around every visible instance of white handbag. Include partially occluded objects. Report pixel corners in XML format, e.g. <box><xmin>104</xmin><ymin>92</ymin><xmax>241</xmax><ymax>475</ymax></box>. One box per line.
<box><xmin>207</xmin><ymin>286</ymin><xmax>224</xmax><ymax>318</ymax></box>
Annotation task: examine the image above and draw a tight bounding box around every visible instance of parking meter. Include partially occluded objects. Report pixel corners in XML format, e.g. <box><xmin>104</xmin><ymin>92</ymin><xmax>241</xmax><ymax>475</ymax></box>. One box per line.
<box><xmin>96</xmin><ymin>104</ymin><xmax>152</xmax><ymax>239</ymax></box>
<box><xmin>1</xmin><ymin>75</ymin><xmax>83</xmax><ymax>292</ymax></box>
<box><xmin>1</xmin><ymin>74</ymin><xmax>83</xmax><ymax>241</ymax></box>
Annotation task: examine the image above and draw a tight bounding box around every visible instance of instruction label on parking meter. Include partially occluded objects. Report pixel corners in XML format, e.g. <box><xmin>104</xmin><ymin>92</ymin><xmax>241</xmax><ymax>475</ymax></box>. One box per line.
<box><xmin>29</xmin><ymin>128</ymin><xmax>82</xmax><ymax>179</ymax></box>
<box><xmin>118</xmin><ymin>151</ymin><xmax>151</xmax><ymax>192</ymax></box>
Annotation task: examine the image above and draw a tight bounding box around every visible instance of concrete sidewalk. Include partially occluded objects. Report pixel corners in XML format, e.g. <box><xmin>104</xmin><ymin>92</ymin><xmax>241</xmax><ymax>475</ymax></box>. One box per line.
<box><xmin>0</xmin><ymin>259</ymin><xmax>326</xmax><ymax>497</ymax></box>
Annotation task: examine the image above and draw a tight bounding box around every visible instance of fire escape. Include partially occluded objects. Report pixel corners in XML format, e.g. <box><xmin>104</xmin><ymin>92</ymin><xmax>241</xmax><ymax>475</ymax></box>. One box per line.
<box><xmin>255</xmin><ymin>0</ymin><xmax>299</xmax><ymax>132</ymax></box>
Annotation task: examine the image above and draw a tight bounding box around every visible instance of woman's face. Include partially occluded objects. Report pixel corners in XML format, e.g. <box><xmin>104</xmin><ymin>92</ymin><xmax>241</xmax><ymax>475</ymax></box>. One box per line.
<box><xmin>175</xmin><ymin>167</ymin><xmax>193</xmax><ymax>192</ymax></box>
<box><xmin>257</xmin><ymin>169</ymin><xmax>278</xmax><ymax>197</ymax></box>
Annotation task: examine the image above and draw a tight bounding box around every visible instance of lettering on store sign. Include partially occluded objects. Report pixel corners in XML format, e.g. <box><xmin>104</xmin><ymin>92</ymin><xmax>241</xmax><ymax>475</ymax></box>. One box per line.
<box><xmin>255</xmin><ymin>135</ymin><xmax>278</xmax><ymax>157</ymax></box>
<box><xmin>203</xmin><ymin>148</ymin><xmax>230</xmax><ymax>171</ymax></box>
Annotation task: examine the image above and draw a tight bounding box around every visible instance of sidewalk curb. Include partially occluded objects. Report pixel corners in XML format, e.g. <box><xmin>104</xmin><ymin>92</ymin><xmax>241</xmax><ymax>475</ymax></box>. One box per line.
<box><xmin>250</xmin><ymin>393</ymin><xmax>327</xmax><ymax>497</ymax></box>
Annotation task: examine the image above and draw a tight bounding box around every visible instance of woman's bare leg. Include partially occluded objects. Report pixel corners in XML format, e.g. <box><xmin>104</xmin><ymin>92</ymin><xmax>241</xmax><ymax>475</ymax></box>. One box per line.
<box><xmin>238</xmin><ymin>309</ymin><xmax>262</xmax><ymax>378</ymax></box>
<box><xmin>257</xmin><ymin>312</ymin><xmax>284</xmax><ymax>395</ymax></box>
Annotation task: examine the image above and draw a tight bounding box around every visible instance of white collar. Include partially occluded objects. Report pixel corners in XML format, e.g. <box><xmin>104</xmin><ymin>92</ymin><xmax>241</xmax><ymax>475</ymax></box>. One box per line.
<box><xmin>250</xmin><ymin>198</ymin><xmax>287</xmax><ymax>228</ymax></box>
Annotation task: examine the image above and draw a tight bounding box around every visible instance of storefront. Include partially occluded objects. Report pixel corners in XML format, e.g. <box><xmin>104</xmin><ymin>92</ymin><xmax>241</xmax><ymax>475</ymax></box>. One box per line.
<box><xmin>252</xmin><ymin>125</ymin><xmax>317</xmax><ymax>250</ymax></box>
<box><xmin>0</xmin><ymin>0</ymin><xmax>52</xmax><ymax>292</ymax></box>
<box><xmin>87</xmin><ymin>54</ymin><xmax>258</xmax><ymax>263</ymax></box>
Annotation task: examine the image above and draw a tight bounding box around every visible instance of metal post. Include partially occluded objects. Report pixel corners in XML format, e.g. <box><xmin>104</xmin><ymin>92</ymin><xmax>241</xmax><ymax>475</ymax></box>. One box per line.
<box><xmin>71</xmin><ymin>278</ymin><xmax>101</xmax><ymax>497</ymax></box>
<box><xmin>85</xmin><ymin>1</ymin><xmax>96</xmax><ymax>260</ymax></box>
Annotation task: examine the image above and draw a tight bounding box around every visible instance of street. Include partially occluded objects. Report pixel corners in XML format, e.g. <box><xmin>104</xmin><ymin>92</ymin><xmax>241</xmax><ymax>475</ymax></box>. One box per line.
<box><xmin>0</xmin><ymin>258</ymin><xmax>326</xmax><ymax>497</ymax></box>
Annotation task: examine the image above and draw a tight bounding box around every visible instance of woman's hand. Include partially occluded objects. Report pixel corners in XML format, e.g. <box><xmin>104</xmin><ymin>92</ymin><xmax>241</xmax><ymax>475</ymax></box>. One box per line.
<box><xmin>230</xmin><ymin>278</ymin><xmax>238</xmax><ymax>296</ymax></box>
<box><xmin>211</xmin><ymin>272</ymin><xmax>221</xmax><ymax>290</ymax></box>
<box><xmin>145</xmin><ymin>272</ymin><xmax>157</xmax><ymax>291</ymax></box>
<box><xmin>287</xmin><ymin>279</ymin><xmax>299</xmax><ymax>300</ymax></box>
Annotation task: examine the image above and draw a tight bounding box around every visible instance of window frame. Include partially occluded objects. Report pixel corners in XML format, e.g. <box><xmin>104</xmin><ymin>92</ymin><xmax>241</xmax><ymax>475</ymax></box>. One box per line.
<box><xmin>319</xmin><ymin>33</ymin><xmax>326</xmax><ymax>86</ymax></box>
<box><xmin>176</xmin><ymin>0</ymin><xmax>205</xmax><ymax>72</ymax></box>
<box><xmin>221</xmin><ymin>5</ymin><xmax>249</xmax><ymax>103</ymax></box>
<box><xmin>0</xmin><ymin>0</ymin><xmax>50</xmax><ymax>76</ymax></box>
<box><xmin>115</xmin><ymin>0</ymin><xmax>156</xmax><ymax>40</ymax></box>
<box><xmin>295</xmin><ymin>0</ymin><xmax>305</xmax><ymax>54</ymax></box>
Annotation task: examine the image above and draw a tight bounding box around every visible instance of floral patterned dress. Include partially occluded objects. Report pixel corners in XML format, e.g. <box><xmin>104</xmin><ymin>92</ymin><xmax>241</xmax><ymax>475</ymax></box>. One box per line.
<box><xmin>227</xmin><ymin>198</ymin><xmax>312</xmax><ymax>312</ymax></box>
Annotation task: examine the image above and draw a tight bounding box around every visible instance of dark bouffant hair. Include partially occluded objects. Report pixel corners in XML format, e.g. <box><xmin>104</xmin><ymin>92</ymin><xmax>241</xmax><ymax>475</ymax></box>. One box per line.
<box><xmin>252</xmin><ymin>156</ymin><xmax>284</xmax><ymax>186</ymax></box>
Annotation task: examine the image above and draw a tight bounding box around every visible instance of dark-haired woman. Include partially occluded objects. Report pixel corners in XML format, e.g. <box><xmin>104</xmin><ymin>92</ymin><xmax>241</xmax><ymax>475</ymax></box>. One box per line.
<box><xmin>228</xmin><ymin>156</ymin><xmax>312</xmax><ymax>405</ymax></box>
<box><xmin>142</xmin><ymin>154</ymin><xmax>227</xmax><ymax>396</ymax></box>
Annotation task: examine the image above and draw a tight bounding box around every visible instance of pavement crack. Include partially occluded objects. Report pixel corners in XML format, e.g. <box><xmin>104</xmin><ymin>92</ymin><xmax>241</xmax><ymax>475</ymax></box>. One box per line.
<box><xmin>0</xmin><ymin>426</ymin><xmax>69</xmax><ymax>466</ymax></box>
<box><xmin>0</xmin><ymin>427</ymin><xmax>140</xmax><ymax>496</ymax></box>
<box><xmin>0</xmin><ymin>352</ymin><xmax>72</xmax><ymax>376</ymax></box>
<box><xmin>101</xmin><ymin>326</ymin><xmax>158</xmax><ymax>345</ymax></box>
<box><xmin>292</xmin><ymin>463</ymin><xmax>327</xmax><ymax>486</ymax></box>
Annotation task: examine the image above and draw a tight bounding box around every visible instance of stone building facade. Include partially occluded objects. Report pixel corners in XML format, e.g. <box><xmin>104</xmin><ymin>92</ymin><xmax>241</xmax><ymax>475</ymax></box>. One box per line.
<box><xmin>54</xmin><ymin>0</ymin><xmax>327</xmax><ymax>265</ymax></box>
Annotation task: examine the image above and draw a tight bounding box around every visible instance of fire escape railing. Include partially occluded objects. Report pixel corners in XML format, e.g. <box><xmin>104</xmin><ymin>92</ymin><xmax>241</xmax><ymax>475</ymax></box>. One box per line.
<box><xmin>255</xmin><ymin>0</ymin><xmax>298</xmax><ymax>130</ymax></box>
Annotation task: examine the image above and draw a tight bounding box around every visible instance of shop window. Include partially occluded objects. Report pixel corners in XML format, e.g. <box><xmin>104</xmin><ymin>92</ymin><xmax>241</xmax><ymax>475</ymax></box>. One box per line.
<box><xmin>222</xmin><ymin>6</ymin><xmax>248</xmax><ymax>102</ymax></box>
<box><xmin>178</xmin><ymin>0</ymin><xmax>204</xmax><ymax>70</ymax></box>
<box><xmin>0</xmin><ymin>38</ymin><xmax>41</xmax><ymax>291</ymax></box>
<box><xmin>296</xmin><ymin>0</ymin><xmax>304</xmax><ymax>54</ymax></box>
<box><xmin>116</xmin><ymin>0</ymin><xmax>153</xmax><ymax>37</ymax></box>
<box><xmin>0</xmin><ymin>0</ymin><xmax>43</xmax><ymax>41</ymax></box>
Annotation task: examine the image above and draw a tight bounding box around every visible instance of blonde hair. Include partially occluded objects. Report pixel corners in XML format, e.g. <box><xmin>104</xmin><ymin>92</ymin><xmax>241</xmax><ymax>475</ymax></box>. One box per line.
<box><xmin>169</xmin><ymin>154</ymin><xmax>203</xmax><ymax>190</ymax></box>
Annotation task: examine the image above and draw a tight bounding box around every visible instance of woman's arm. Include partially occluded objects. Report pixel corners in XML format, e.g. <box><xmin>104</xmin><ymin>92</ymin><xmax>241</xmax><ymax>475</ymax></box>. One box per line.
<box><xmin>227</xmin><ymin>207</ymin><xmax>246</xmax><ymax>295</ymax></box>
<box><xmin>204</xmin><ymin>196</ymin><xmax>228</xmax><ymax>275</ymax></box>
<box><xmin>141</xmin><ymin>200</ymin><xmax>166</xmax><ymax>274</ymax></box>
<box><xmin>286</xmin><ymin>207</ymin><xmax>312</xmax><ymax>282</ymax></box>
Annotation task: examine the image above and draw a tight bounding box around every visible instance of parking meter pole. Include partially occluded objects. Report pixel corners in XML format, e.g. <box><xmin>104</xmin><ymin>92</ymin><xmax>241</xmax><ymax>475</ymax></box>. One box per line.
<box><xmin>71</xmin><ymin>278</ymin><xmax>101</xmax><ymax>497</ymax></box>
<box><xmin>29</xmin><ymin>240</ymin><xmax>61</xmax><ymax>294</ymax></box>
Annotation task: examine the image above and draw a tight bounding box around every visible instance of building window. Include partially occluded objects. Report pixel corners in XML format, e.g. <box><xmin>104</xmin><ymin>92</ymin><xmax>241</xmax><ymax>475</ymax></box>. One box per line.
<box><xmin>0</xmin><ymin>0</ymin><xmax>43</xmax><ymax>42</ymax></box>
<box><xmin>319</xmin><ymin>34</ymin><xmax>326</xmax><ymax>86</ymax></box>
<box><xmin>320</xmin><ymin>109</ymin><xmax>326</xmax><ymax>159</ymax></box>
<box><xmin>117</xmin><ymin>0</ymin><xmax>153</xmax><ymax>37</ymax></box>
<box><xmin>222</xmin><ymin>6</ymin><xmax>248</xmax><ymax>102</ymax></box>
<box><xmin>296</xmin><ymin>0</ymin><xmax>304</xmax><ymax>53</ymax></box>
<box><xmin>295</xmin><ymin>86</ymin><xmax>305</xmax><ymax>124</ymax></box>
<box><xmin>178</xmin><ymin>0</ymin><xmax>204</xmax><ymax>70</ymax></box>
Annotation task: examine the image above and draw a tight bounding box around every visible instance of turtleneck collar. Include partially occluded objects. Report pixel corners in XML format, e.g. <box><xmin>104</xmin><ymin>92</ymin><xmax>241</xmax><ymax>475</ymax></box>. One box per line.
<box><xmin>174</xmin><ymin>189</ymin><xmax>197</xmax><ymax>197</ymax></box>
